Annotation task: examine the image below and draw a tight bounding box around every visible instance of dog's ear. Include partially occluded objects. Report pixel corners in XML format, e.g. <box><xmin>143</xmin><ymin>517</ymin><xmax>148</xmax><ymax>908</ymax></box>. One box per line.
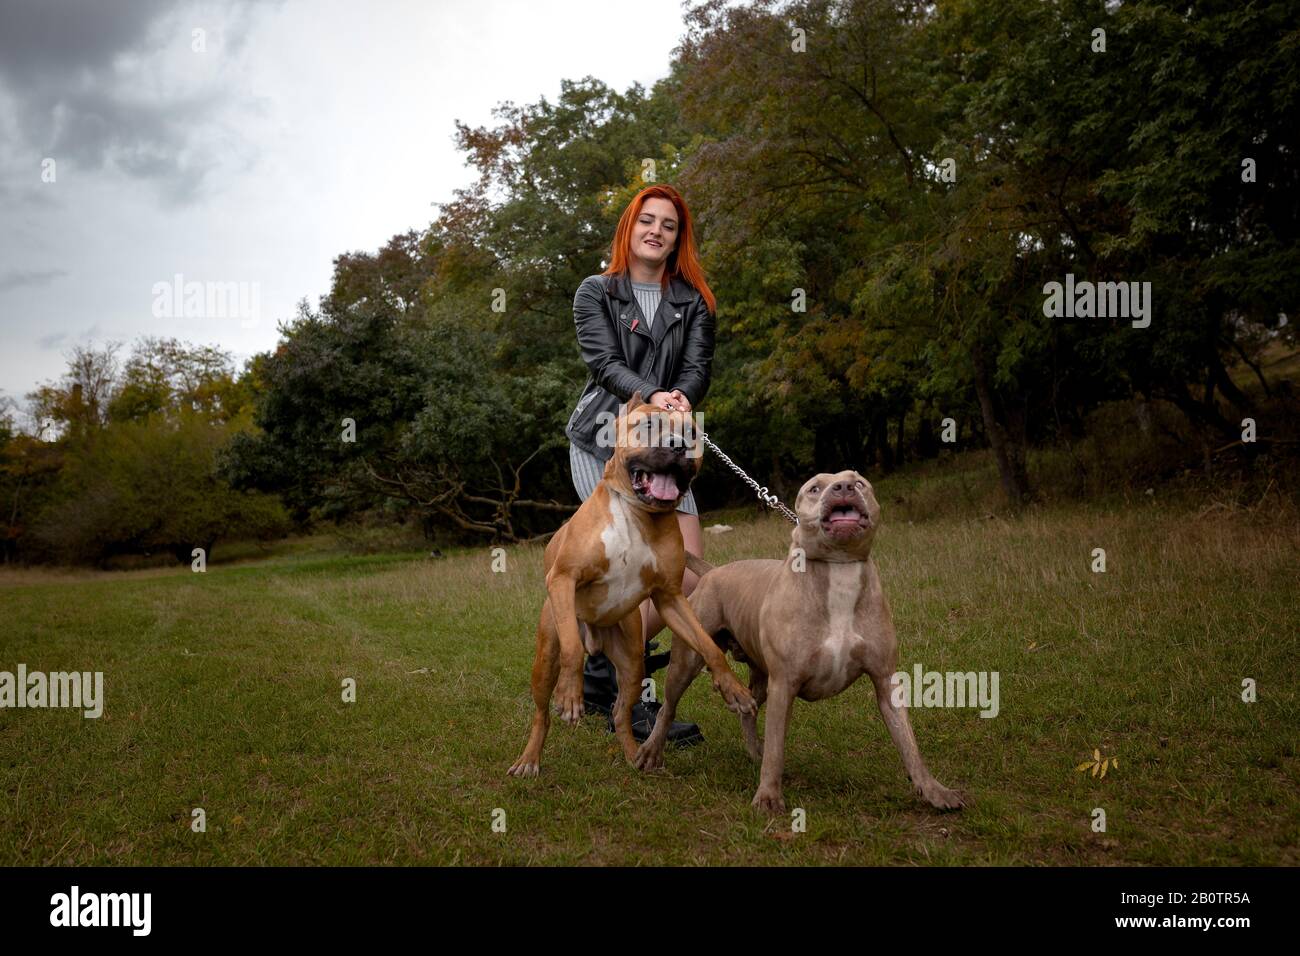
<box><xmin>628</xmin><ymin>389</ymin><xmax>645</xmax><ymax>409</ymax></box>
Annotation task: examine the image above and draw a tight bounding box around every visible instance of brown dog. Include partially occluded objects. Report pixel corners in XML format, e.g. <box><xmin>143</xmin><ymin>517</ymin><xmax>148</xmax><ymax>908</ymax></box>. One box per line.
<box><xmin>507</xmin><ymin>392</ymin><xmax>757</xmax><ymax>777</ymax></box>
<box><xmin>635</xmin><ymin>470</ymin><xmax>965</xmax><ymax>812</ymax></box>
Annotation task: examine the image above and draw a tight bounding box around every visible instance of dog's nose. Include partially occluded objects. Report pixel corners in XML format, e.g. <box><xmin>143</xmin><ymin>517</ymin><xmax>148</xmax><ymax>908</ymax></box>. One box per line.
<box><xmin>830</xmin><ymin>480</ymin><xmax>850</xmax><ymax>493</ymax></box>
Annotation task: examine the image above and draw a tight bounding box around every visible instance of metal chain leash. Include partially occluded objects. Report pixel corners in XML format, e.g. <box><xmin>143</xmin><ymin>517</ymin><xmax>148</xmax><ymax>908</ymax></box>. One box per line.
<box><xmin>661</xmin><ymin>396</ymin><xmax>799</xmax><ymax>524</ymax></box>
<box><xmin>697</xmin><ymin>431</ymin><xmax>800</xmax><ymax>525</ymax></box>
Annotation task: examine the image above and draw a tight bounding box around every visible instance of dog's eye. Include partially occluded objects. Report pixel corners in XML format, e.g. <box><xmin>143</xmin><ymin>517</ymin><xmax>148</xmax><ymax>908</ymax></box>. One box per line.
<box><xmin>856</xmin><ymin>480</ymin><xmax>864</xmax><ymax>488</ymax></box>
<box><xmin>809</xmin><ymin>485</ymin><xmax>819</xmax><ymax>494</ymax></box>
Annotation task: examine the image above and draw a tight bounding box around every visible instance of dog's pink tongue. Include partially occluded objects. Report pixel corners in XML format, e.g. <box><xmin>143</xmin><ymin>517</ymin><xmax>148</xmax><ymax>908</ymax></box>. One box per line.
<box><xmin>648</xmin><ymin>472</ymin><xmax>679</xmax><ymax>500</ymax></box>
<box><xmin>829</xmin><ymin>509</ymin><xmax>860</xmax><ymax>525</ymax></box>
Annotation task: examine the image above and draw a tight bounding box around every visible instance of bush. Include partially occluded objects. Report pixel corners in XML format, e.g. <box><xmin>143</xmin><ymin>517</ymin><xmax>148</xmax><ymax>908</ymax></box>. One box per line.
<box><xmin>30</xmin><ymin>410</ymin><xmax>291</xmax><ymax>565</ymax></box>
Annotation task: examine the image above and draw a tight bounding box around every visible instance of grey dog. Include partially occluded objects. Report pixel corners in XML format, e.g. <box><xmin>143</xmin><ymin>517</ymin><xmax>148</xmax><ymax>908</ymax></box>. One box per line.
<box><xmin>635</xmin><ymin>470</ymin><xmax>966</xmax><ymax>813</ymax></box>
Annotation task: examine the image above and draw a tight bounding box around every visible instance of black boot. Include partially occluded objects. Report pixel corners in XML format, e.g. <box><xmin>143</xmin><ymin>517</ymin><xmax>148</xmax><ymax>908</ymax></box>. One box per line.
<box><xmin>583</xmin><ymin>636</ymin><xmax>667</xmax><ymax>715</ymax></box>
<box><xmin>586</xmin><ymin>638</ymin><xmax>703</xmax><ymax>747</ymax></box>
<box><xmin>582</xmin><ymin>651</ymin><xmax>618</xmax><ymax>716</ymax></box>
<box><xmin>607</xmin><ymin>699</ymin><xmax>704</xmax><ymax>747</ymax></box>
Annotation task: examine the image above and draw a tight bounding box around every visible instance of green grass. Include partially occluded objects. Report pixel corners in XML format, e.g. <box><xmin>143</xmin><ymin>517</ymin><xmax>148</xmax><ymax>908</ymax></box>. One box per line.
<box><xmin>1</xmin><ymin>490</ymin><xmax>1297</xmax><ymax>865</ymax></box>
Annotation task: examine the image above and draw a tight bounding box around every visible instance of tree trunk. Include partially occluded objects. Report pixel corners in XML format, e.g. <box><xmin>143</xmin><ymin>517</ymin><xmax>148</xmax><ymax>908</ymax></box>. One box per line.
<box><xmin>1210</xmin><ymin>351</ymin><xmax>1254</xmax><ymax>416</ymax></box>
<box><xmin>894</xmin><ymin>409</ymin><xmax>906</xmax><ymax>466</ymax></box>
<box><xmin>1168</xmin><ymin>380</ymin><xmax>1238</xmax><ymax>443</ymax></box>
<box><xmin>872</xmin><ymin>410</ymin><xmax>894</xmax><ymax>472</ymax></box>
<box><xmin>972</xmin><ymin>342</ymin><xmax>1032</xmax><ymax>505</ymax></box>
<box><xmin>917</xmin><ymin>404</ymin><xmax>936</xmax><ymax>457</ymax></box>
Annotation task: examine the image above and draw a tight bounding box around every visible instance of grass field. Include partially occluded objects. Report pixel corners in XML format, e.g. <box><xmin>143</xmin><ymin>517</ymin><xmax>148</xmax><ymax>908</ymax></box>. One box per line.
<box><xmin>2</xmin><ymin>471</ymin><xmax>1297</xmax><ymax>866</ymax></box>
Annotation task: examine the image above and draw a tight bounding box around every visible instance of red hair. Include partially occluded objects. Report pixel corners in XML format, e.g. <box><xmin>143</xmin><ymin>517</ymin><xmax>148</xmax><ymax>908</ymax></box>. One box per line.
<box><xmin>602</xmin><ymin>184</ymin><xmax>716</xmax><ymax>315</ymax></box>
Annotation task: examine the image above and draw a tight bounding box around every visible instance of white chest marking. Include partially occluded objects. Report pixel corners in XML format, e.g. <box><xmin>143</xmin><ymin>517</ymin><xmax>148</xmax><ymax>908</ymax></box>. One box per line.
<box><xmin>822</xmin><ymin>563</ymin><xmax>864</xmax><ymax>674</ymax></box>
<box><xmin>595</xmin><ymin>494</ymin><xmax>658</xmax><ymax>617</ymax></box>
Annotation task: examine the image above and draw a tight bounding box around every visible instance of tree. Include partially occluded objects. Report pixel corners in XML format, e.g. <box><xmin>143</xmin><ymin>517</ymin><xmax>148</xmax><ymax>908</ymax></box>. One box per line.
<box><xmin>30</xmin><ymin>409</ymin><xmax>289</xmax><ymax>565</ymax></box>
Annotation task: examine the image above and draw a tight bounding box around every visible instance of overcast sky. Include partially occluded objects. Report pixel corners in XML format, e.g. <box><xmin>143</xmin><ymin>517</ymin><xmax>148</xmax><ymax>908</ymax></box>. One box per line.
<box><xmin>0</xmin><ymin>0</ymin><xmax>692</xmax><ymax>421</ymax></box>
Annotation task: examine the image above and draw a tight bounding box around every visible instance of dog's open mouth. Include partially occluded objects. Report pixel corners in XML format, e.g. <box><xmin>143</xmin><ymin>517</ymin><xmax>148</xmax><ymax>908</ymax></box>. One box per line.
<box><xmin>631</xmin><ymin>467</ymin><xmax>681</xmax><ymax>504</ymax></box>
<box><xmin>820</xmin><ymin>498</ymin><xmax>869</xmax><ymax>538</ymax></box>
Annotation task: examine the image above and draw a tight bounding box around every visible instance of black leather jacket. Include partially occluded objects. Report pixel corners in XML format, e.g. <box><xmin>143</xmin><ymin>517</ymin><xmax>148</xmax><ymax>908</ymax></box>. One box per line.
<box><xmin>564</xmin><ymin>270</ymin><xmax>716</xmax><ymax>461</ymax></box>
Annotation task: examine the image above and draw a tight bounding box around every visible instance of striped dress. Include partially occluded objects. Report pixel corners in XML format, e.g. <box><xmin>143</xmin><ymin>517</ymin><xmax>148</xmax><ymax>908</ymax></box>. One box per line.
<box><xmin>568</xmin><ymin>278</ymin><xmax>699</xmax><ymax>516</ymax></box>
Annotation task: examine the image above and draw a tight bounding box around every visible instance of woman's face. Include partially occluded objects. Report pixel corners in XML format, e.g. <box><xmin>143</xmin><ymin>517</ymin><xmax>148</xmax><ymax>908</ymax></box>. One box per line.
<box><xmin>631</xmin><ymin>197</ymin><xmax>679</xmax><ymax>268</ymax></box>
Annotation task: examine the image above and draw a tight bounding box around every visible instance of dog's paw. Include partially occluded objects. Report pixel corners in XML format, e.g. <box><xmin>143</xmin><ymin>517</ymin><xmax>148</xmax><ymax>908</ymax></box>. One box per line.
<box><xmin>918</xmin><ymin>779</ymin><xmax>966</xmax><ymax>811</ymax></box>
<box><xmin>507</xmin><ymin>759</ymin><xmax>540</xmax><ymax>778</ymax></box>
<box><xmin>553</xmin><ymin>698</ymin><xmax>584</xmax><ymax>725</ymax></box>
<box><xmin>715</xmin><ymin>675</ymin><xmax>757</xmax><ymax>716</ymax></box>
<box><xmin>553</xmin><ymin>680</ymin><xmax>585</xmax><ymax>725</ymax></box>
<box><xmin>633</xmin><ymin>741</ymin><xmax>665</xmax><ymax>772</ymax></box>
<box><xmin>751</xmin><ymin>787</ymin><xmax>785</xmax><ymax>814</ymax></box>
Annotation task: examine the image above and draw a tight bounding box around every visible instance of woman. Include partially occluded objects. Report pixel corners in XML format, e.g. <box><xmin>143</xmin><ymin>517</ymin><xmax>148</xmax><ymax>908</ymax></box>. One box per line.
<box><xmin>564</xmin><ymin>184</ymin><xmax>717</xmax><ymax>747</ymax></box>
